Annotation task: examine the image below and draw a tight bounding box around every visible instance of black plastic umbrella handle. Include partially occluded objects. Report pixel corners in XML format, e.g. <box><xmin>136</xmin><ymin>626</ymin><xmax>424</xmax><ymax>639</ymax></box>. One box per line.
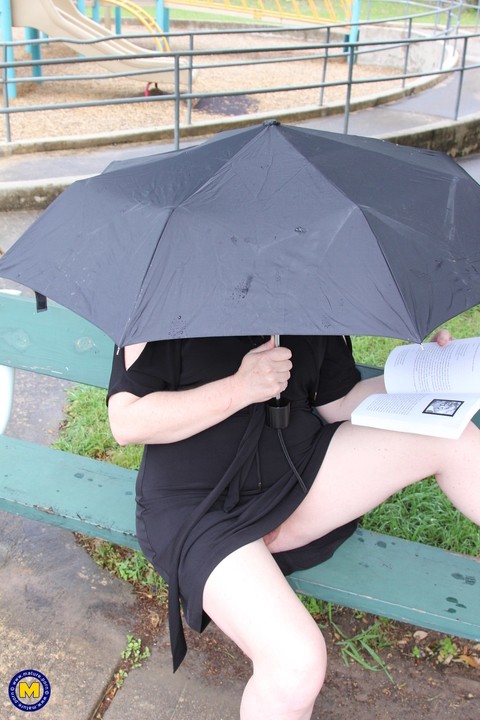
<box><xmin>266</xmin><ymin>334</ymin><xmax>290</xmax><ymax>429</ymax></box>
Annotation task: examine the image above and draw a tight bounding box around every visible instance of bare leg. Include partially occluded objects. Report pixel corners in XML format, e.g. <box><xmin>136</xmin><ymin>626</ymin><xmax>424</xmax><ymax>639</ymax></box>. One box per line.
<box><xmin>204</xmin><ymin>421</ymin><xmax>480</xmax><ymax>718</ymax></box>
<box><xmin>267</xmin><ymin>421</ymin><xmax>480</xmax><ymax>553</ymax></box>
<box><xmin>203</xmin><ymin>539</ymin><xmax>327</xmax><ymax>720</ymax></box>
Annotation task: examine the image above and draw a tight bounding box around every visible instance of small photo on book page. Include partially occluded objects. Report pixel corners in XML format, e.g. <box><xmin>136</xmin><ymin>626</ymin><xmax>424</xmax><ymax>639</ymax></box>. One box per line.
<box><xmin>423</xmin><ymin>399</ymin><xmax>464</xmax><ymax>417</ymax></box>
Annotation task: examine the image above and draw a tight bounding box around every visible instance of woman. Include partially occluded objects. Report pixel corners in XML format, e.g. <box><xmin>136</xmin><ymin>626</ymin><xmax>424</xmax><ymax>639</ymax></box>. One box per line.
<box><xmin>107</xmin><ymin>330</ymin><xmax>480</xmax><ymax>720</ymax></box>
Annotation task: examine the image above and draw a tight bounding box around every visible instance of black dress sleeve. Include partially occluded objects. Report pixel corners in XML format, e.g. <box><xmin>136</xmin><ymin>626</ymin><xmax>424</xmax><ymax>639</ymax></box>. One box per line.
<box><xmin>107</xmin><ymin>340</ymin><xmax>181</xmax><ymax>402</ymax></box>
<box><xmin>315</xmin><ymin>336</ymin><xmax>361</xmax><ymax>406</ymax></box>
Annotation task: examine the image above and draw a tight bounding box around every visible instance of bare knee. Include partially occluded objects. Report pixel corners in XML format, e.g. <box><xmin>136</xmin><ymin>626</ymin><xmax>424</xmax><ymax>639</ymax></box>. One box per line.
<box><xmin>254</xmin><ymin>624</ymin><xmax>327</xmax><ymax>713</ymax></box>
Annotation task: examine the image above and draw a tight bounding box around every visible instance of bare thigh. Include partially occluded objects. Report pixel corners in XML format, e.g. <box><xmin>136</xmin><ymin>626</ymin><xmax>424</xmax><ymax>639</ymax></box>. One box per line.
<box><xmin>203</xmin><ymin>539</ymin><xmax>325</xmax><ymax>671</ymax></box>
<box><xmin>267</xmin><ymin>420</ymin><xmax>479</xmax><ymax>553</ymax></box>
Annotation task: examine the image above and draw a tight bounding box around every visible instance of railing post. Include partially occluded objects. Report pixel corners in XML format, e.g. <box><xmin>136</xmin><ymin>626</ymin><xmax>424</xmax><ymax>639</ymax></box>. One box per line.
<box><xmin>157</xmin><ymin>0</ymin><xmax>169</xmax><ymax>34</ymax></box>
<box><xmin>0</xmin><ymin>289</ymin><xmax>20</xmax><ymax>434</ymax></box>
<box><xmin>402</xmin><ymin>17</ymin><xmax>412</xmax><ymax>89</ymax></box>
<box><xmin>440</xmin><ymin>9</ymin><xmax>453</xmax><ymax>69</ymax></box>
<box><xmin>174</xmin><ymin>55</ymin><xmax>180</xmax><ymax>150</ymax></box>
<box><xmin>319</xmin><ymin>26</ymin><xmax>330</xmax><ymax>107</ymax></box>
<box><xmin>454</xmin><ymin>34</ymin><xmax>468</xmax><ymax>121</ymax></box>
<box><xmin>2</xmin><ymin>42</ymin><xmax>12</xmax><ymax>142</ymax></box>
<box><xmin>187</xmin><ymin>34</ymin><xmax>193</xmax><ymax>126</ymax></box>
<box><xmin>92</xmin><ymin>1</ymin><xmax>101</xmax><ymax>23</ymax></box>
<box><xmin>343</xmin><ymin>43</ymin><xmax>355</xmax><ymax>134</ymax></box>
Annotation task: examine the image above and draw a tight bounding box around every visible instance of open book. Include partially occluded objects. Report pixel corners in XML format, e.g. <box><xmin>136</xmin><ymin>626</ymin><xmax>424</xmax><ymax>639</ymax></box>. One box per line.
<box><xmin>351</xmin><ymin>337</ymin><xmax>480</xmax><ymax>439</ymax></box>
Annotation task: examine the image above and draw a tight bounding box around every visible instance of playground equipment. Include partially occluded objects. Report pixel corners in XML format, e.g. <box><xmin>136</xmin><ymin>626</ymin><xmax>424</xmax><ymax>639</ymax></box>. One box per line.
<box><xmin>0</xmin><ymin>0</ymin><xmax>357</xmax><ymax>99</ymax></box>
<box><xmin>1</xmin><ymin>0</ymin><xmax>190</xmax><ymax>96</ymax></box>
<box><xmin>164</xmin><ymin>0</ymin><xmax>347</xmax><ymax>25</ymax></box>
<box><xmin>97</xmin><ymin>0</ymin><xmax>168</xmax><ymax>51</ymax></box>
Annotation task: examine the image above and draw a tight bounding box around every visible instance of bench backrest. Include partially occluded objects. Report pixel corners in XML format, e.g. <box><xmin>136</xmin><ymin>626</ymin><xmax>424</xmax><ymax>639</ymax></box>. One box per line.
<box><xmin>0</xmin><ymin>292</ymin><xmax>114</xmax><ymax>388</ymax></box>
<box><xmin>0</xmin><ymin>292</ymin><xmax>383</xmax><ymax>385</ymax></box>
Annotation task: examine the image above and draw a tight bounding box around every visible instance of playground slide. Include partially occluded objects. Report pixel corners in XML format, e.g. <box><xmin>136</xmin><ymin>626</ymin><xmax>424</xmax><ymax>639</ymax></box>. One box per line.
<box><xmin>11</xmin><ymin>0</ymin><xmax>189</xmax><ymax>87</ymax></box>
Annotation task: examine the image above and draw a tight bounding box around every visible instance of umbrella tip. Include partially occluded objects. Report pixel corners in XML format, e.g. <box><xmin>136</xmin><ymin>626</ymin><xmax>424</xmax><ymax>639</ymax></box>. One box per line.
<box><xmin>263</xmin><ymin>119</ymin><xmax>280</xmax><ymax>126</ymax></box>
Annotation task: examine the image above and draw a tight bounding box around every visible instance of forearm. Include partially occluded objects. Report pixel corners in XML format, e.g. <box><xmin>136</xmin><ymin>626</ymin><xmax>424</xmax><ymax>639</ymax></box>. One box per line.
<box><xmin>316</xmin><ymin>374</ymin><xmax>386</xmax><ymax>423</ymax></box>
<box><xmin>108</xmin><ymin>374</ymin><xmax>246</xmax><ymax>445</ymax></box>
<box><xmin>109</xmin><ymin>336</ymin><xmax>293</xmax><ymax>445</ymax></box>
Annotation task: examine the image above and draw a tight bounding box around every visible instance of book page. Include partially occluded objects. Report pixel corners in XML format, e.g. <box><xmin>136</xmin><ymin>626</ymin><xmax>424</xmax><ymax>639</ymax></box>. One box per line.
<box><xmin>351</xmin><ymin>392</ymin><xmax>480</xmax><ymax>439</ymax></box>
<box><xmin>384</xmin><ymin>337</ymin><xmax>480</xmax><ymax>394</ymax></box>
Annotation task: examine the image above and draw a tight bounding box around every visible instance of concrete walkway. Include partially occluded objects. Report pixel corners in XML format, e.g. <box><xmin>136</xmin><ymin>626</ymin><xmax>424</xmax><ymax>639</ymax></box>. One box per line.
<box><xmin>1</xmin><ymin>37</ymin><xmax>480</xmax><ymax>720</ymax></box>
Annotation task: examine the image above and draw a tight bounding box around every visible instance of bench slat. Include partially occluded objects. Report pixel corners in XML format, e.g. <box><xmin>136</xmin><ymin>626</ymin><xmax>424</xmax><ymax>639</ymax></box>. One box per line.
<box><xmin>0</xmin><ymin>435</ymin><xmax>139</xmax><ymax>549</ymax></box>
<box><xmin>288</xmin><ymin>529</ymin><xmax>480</xmax><ymax>641</ymax></box>
<box><xmin>0</xmin><ymin>293</ymin><xmax>113</xmax><ymax>387</ymax></box>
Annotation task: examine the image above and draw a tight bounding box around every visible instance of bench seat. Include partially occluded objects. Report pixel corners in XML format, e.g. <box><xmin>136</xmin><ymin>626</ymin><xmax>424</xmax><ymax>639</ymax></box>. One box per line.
<box><xmin>1</xmin><ymin>434</ymin><xmax>479</xmax><ymax>642</ymax></box>
<box><xmin>289</xmin><ymin>529</ymin><xmax>480</xmax><ymax>641</ymax></box>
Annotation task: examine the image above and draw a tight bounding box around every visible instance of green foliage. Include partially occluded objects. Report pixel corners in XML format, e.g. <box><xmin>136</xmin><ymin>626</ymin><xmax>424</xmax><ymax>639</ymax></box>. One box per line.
<box><xmin>79</xmin><ymin>537</ymin><xmax>168</xmax><ymax>600</ymax></box>
<box><xmin>410</xmin><ymin>634</ymin><xmax>474</xmax><ymax>666</ymax></box>
<box><xmin>113</xmin><ymin>1</ymin><xmax>480</xmax><ymax>26</ymax></box>
<box><xmin>361</xmin><ymin>478</ymin><xmax>480</xmax><ymax>556</ymax></box>
<box><xmin>436</xmin><ymin>636</ymin><xmax>459</xmax><ymax>664</ymax></box>
<box><xmin>352</xmin><ymin>306</ymin><xmax>480</xmax><ymax>367</ymax></box>
<box><xmin>334</xmin><ymin>619</ymin><xmax>394</xmax><ymax>682</ymax></box>
<box><xmin>158</xmin><ymin>0</ymin><xmax>477</xmax><ymax>24</ymax></box>
<box><xmin>298</xmin><ymin>598</ymin><xmax>395</xmax><ymax>680</ymax></box>
<box><xmin>53</xmin><ymin>385</ymin><xmax>142</xmax><ymax>470</ymax></box>
<box><xmin>121</xmin><ymin>635</ymin><xmax>151</xmax><ymax>668</ymax></box>
<box><xmin>299</xmin><ymin>595</ymin><xmax>327</xmax><ymax>618</ymax></box>
<box><xmin>114</xmin><ymin>635</ymin><xmax>151</xmax><ymax>689</ymax></box>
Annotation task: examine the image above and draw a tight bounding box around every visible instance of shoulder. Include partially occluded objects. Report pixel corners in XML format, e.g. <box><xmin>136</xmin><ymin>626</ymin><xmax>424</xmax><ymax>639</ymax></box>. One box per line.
<box><xmin>124</xmin><ymin>343</ymin><xmax>147</xmax><ymax>370</ymax></box>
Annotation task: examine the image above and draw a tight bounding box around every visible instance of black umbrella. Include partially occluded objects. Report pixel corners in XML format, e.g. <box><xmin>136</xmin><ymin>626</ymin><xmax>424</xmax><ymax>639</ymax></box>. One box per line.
<box><xmin>1</xmin><ymin>120</ymin><xmax>480</xmax><ymax>347</ymax></box>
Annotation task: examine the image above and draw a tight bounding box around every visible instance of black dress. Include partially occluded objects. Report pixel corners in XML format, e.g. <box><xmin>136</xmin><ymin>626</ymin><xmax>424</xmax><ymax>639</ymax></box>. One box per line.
<box><xmin>107</xmin><ymin>335</ymin><xmax>361</xmax><ymax>670</ymax></box>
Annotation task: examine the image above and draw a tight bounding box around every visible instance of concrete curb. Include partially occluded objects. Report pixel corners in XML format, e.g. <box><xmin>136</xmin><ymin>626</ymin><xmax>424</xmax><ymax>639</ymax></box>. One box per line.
<box><xmin>1</xmin><ymin>112</ymin><xmax>480</xmax><ymax>212</ymax></box>
<box><xmin>378</xmin><ymin>111</ymin><xmax>480</xmax><ymax>155</ymax></box>
<box><xmin>0</xmin><ymin>176</ymin><xmax>90</xmax><ymax>211</ymax></box>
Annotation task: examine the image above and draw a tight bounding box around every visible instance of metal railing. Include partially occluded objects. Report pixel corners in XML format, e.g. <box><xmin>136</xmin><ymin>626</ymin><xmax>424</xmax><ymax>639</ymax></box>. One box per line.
<box><xmin>1</xmin><ymin>5</ymin><xmax>479</xmax><ymax>149</ymax></box>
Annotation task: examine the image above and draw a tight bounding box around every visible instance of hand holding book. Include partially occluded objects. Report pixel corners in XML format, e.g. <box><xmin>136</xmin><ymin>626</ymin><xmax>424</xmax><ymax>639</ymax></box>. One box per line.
<box><xmin>351</xmin><ymin>337</ymin><xmax>480</xmax><ymax>439</ymax></box>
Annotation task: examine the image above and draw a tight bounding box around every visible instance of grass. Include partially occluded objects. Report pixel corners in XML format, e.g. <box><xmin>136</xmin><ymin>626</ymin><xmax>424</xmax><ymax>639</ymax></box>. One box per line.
<box><xmin>351</xmin><ymin>305</ymin><xmax>480</xmax><ymax>367</ymax></box>
<box><xmin>54</xmin><ymin>385</ymin><xmax>143</xmax><ymax>469</ymax></box>
<box><xmin>300</xmin><ymin>596</ymin><xmax>397</xmax><ymax>679</ymax></box>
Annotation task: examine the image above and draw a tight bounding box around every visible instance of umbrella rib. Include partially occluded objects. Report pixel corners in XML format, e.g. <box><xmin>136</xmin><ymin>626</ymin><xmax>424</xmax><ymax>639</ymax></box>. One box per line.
<box><xmin>361</xmin><ymin>213</ymin><xmax>423</xmax><ymax>341</ymax></box>
<box><xmin>118</xmin><ymin>207</ymin><xmax>178</xmax><ymax>347</ymax></box>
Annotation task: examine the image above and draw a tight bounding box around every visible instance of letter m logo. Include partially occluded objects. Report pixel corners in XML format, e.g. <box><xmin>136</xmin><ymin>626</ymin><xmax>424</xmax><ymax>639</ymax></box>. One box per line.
<box><xmin>18</xmin><ymin>680</ymin><xmax>41</xmax><ymax>699</ymax></box>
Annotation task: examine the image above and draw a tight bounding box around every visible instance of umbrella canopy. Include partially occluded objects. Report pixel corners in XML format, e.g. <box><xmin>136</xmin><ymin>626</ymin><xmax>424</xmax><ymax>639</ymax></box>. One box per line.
<box><xmin>1</xmin><ymin>120</ymin><xmax>480</xmax><ymax>346</ymax></box>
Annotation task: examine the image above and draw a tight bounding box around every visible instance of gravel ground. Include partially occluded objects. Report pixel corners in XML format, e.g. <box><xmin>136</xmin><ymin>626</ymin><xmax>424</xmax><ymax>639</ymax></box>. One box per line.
<box><xmin>2</xmin><ymin>25</ymin><xmax>401</xmax><ymax>142</ymax></box>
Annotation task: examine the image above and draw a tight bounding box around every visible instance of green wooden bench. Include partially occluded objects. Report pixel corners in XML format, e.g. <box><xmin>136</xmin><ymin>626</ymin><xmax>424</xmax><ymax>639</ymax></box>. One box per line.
<box><xmin>1</xmin><ymin>291</ymin><xmax>479</xmax><ymax>642</ymax></box>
